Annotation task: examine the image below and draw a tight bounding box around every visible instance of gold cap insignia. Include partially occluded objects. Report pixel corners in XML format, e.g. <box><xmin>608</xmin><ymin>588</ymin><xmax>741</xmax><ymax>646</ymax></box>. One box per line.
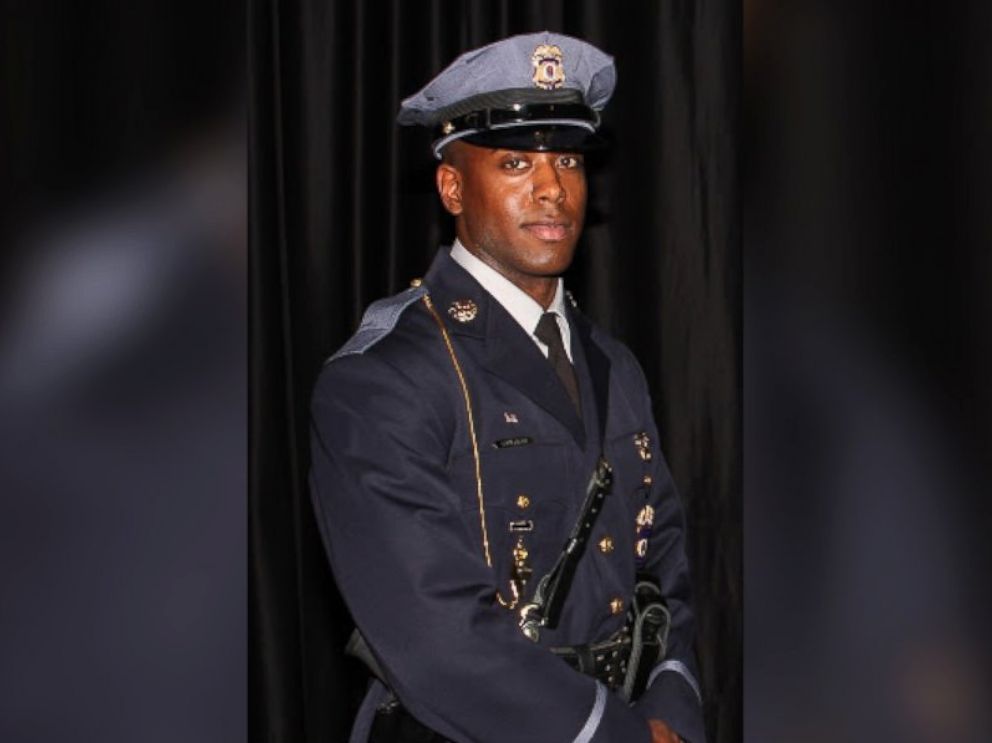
<box><xmin>531</xmin><ymin>44</ymin><xmax>565</xmax><ymax>90</ymax></box>
<box><xmin>441</xmin><ymin>121</ymin><xmax>455</xmax><ymax>135</ymax></box>
<box><xmin>448</xmin><ymin>299</ymin><xmax>478</xmax><ymax>323</ymax></box>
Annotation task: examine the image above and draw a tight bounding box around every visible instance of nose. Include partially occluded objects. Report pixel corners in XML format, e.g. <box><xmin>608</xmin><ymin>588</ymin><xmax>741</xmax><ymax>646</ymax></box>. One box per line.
<box><xmin>531</xmin><ymin>156</ymin><xmax>565</xmax><ymax>205</ymax></box>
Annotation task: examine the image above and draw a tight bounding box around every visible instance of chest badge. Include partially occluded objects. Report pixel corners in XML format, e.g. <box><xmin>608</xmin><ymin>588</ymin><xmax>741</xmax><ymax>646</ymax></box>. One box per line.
<box><xmin>635</xmin><ymin>504</ymin><xmax>655</xmax><ymax>567</ymax></box>
<box><xmin>532</xmin><ymin>44</ymin><xmax>565</xmax><ymax>90</ymax></box>
<box><xmin>447</xmin><ymin>299</ymin><xmax>478</xmax><ymax>323</ymax></box>
<box><xmin>633</xmin><ymin>431</ymin><xmax>653</xmax><ymax>461</ymax></box>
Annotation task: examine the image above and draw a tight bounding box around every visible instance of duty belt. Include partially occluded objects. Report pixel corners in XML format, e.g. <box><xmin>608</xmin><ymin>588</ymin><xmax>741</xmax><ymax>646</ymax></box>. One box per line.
<box><xmin>550</xmin><ymin>577</ymin><xmax>672</xmax><ymax>702</ymax></box>
<box><xmin>551</xmin><ymin>625</ymin><xmax>633</xmax><ymax>690</ymax></box>
<box><xmin>367</xmin><ymin>584</ymin><xmax>671</xmax><ymax>743</ymax></box>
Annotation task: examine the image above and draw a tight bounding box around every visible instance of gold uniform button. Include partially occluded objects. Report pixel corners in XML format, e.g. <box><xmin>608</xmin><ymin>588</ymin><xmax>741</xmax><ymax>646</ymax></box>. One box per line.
<box><xmin>516</xmin><ymin>494</ymin><xmax>531</xmax><ymax>510</ymax></box>
<box><xmin>642</xmin><ymin>474</ymin><xmax>653</xmax><ymax>486</ymax></box>
<box><xmin>409</xmin><ymin>277</ymin><xmax>423</xmax><ymax>287</ymax></box>
<box><xmin>598</xmin><ymin>536</ymin><xmax>615</xmax><ymax>554</ymax></box>
<box><xmin>609</xmin><ymin>597</ymin><xmax>624</xmax><ymax>615</ymax></box>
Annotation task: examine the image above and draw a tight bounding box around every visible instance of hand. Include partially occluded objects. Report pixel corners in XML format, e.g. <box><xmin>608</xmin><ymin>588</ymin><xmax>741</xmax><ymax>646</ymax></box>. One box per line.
<box><xmin>648</xmin><ymin>718</ymin><xmax>682</xmax><ymax>743</ymax></box>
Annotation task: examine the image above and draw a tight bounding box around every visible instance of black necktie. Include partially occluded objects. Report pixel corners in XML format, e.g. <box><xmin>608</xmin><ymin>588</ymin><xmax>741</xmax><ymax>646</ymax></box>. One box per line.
<box><xmin>534</xmin><ymin>312</ymin><xmax>581</xmax><ymax>414</ymax></box>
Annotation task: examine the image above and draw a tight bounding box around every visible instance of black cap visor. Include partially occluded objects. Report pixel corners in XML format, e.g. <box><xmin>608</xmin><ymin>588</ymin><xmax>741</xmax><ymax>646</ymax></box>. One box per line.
<box><xmin>459</xmin><ymin>124</ymin><xmax>604</xmax><ymax>154</ymax></box>
<box><xmin>431</xmin><ymin>99</ymin><xmax>604</xmax><ymax>157</ymax></box>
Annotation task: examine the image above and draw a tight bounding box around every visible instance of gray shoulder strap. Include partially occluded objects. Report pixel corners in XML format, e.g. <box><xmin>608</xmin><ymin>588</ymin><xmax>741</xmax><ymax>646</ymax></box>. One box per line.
<box><xmin>327</xmin><ymin>285</ymin><xmax>428</xmax><ymax>363</ymax></box>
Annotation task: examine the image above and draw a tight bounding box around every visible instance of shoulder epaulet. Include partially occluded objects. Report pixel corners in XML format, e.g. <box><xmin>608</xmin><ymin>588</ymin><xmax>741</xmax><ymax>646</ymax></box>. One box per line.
<box><xmin>327</xmin><ymin>284</ymin><xmax>428</xmax><ymax>364</ymax></box>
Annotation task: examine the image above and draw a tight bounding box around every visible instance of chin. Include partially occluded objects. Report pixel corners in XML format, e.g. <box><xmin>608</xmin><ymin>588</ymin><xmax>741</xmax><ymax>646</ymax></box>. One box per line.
<box><xmin>524</xmin><ymin>247</ymin><xmax>576</xmax><ymax>276</ymax></box>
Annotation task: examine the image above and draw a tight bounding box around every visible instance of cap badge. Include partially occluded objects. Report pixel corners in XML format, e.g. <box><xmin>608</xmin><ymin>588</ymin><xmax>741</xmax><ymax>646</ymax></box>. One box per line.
<box><xmin>448</xmin><ymin>299</ymin><xmax>478</xmax><ymax>323</ymax></box>
<box><xmin>531</xmin><ymin>44</ymin><xmax>565</xmax><ymax>90</ymax></box>
<box><xmin>441</xmin><ymin>121</ymin><xmax>455</xmax><ymax>135</ymax></box>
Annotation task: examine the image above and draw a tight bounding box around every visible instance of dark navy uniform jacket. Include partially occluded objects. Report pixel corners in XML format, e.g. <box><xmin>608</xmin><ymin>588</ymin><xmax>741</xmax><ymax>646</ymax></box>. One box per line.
<box><xmin>310</xmin><ymin>247</ymin><xmax>705</xmax><ymax>743</ymax></box>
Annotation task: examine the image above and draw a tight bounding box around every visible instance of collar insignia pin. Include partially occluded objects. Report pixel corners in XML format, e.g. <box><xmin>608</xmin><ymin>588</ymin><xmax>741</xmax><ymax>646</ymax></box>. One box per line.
<box><xmin>447</xmin><ymin>299</ymin><xmax>478</xmax><ymax>323</ymax></box>
<box><xmin>531</xmin><ymin>44</ymin><xmax>565</xmax><ymax>90</ymax></box>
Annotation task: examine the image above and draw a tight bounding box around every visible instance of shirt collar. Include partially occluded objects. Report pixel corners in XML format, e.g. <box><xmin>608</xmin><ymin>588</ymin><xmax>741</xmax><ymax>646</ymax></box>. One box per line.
<box><xmin>449</xmin><ymin>239</ymin><xmax>572</xmax><ymax>360</ymax></box>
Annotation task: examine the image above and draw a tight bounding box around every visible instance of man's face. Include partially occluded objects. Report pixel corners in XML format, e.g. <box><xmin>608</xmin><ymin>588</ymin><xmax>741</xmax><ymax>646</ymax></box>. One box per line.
<box><xmin>437</xmin><ymin>141</ymin><xmax>587</xmax><ymax>286</ymax></box>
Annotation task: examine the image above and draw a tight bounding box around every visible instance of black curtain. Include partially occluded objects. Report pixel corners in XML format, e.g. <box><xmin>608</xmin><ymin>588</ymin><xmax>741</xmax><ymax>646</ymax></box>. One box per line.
<box><xmin>249</xmin><ymin>1</ymin><xmax>740</xmax><ymax>741</ymax></box>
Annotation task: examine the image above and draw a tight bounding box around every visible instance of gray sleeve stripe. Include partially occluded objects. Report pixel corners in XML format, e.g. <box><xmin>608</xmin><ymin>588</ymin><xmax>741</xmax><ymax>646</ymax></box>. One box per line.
<box><xmin>573</xmin><ymin>681</ymin><xmax>608</xmax><ymax>743</ymax></box>
<box><xmin>647</xmin><ymin>659</ymin><xmax>702</xmax><ymax>705</ymax></box>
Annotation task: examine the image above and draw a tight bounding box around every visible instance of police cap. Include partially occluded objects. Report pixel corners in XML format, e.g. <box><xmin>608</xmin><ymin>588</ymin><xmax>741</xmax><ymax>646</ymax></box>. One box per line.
<box><xmin>398</xmin><ymin>31</ymin><xmax>616</xmax><ymax>159</ymax></box>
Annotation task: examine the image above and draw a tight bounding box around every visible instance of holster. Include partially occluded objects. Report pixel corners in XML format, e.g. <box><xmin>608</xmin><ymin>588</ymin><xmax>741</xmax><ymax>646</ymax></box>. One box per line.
<box><xmin>550</xmin><ymin>576</ymin><xmax>671</xmax><ymax>702</ymax></box>
<box><xmin>352</xmin><ymin>579</ymin><xmax>671</xmax><ymax>742</ymax></box>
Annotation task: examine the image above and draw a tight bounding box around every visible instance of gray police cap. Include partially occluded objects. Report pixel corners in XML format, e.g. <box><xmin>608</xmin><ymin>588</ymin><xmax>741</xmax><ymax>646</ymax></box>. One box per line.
<box><xmin>398</xmin><ymin>31</ymin><xmax>616</xmax><ymax>159</ymax></box>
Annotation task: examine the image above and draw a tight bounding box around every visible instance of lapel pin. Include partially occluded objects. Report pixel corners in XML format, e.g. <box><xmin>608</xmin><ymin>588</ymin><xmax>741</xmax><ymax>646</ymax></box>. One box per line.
<box><xmin>504</xmin><ymin>412</ymin><xmax>519</xmax><ymax>423</ymax></box>
<box><xmin>447</xmin><ymin>299</ymin><xmax>478</xmax><ymax>323</ymax></box>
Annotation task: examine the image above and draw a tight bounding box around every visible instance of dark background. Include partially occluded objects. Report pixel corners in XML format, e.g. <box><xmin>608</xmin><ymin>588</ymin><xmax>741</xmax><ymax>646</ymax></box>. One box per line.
<box><xmin>249</xmin><ymin>1</ymin><xmax>740</xmax><ymax>742</ymax></box>
<box><xmin>1</xmin><ymin>2</ymin><xmax>245</xmax><ymax>742</ymax></box>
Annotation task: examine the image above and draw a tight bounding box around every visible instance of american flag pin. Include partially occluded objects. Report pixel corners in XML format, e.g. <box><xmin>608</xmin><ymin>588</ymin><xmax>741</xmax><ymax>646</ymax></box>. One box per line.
<box><xmin>504</xmin><ymin>412</ymin><xmax>519</xmax><ymax>423</ymax></box>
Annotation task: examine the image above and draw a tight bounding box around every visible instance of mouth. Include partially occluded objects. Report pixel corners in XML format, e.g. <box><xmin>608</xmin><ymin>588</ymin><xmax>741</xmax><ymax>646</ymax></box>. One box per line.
<box><xmin>520</xmin><ymin>219</ymin><xmax>571</xmax><ymax>242</ymax></box>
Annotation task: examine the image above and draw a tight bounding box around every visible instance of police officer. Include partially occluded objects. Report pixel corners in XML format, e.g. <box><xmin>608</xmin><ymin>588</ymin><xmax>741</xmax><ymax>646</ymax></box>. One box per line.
<box><xmin>310</xmin><ymin>32</ymin><xmax>705</xmax><ymax>743</ymax></box>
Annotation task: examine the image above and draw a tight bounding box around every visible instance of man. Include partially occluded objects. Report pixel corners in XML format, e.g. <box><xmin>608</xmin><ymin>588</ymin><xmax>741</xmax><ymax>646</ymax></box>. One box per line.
<box><xmin>310</xmin><ymin>32</ymin><xmax>705</xmax><ymax>743</ymax></box>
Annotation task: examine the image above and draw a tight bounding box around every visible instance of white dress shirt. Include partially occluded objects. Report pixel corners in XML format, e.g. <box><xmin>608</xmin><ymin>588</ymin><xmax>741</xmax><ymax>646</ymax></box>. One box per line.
<box><xmin>450</xmin><ymin>239</ymin><xmax>573</xmax><ymax>362</ymax></box>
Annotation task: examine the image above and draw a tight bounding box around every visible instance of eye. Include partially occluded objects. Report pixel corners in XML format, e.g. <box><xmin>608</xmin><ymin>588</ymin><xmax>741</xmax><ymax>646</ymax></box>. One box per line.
<box><xmin>557</xmin><ymin>154</ymin><xmax>584</xmax><ymax>169</ymax></box>
<box><xmin>501</xmin><ymin>156</ymin><xmax>530</xmax><ymax>171</ymax></box>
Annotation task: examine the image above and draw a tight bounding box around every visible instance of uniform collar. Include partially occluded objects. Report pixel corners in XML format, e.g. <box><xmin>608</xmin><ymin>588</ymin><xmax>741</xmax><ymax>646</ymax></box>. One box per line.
<box><xmin>449</xmin><ymin>239</ymin><xmax>572</xmax><ymax>361</ymax></box>
<box><xmin>422</xmin><ymin>246</ymin><xmax>583</xmax><ymax>446</ymax></box>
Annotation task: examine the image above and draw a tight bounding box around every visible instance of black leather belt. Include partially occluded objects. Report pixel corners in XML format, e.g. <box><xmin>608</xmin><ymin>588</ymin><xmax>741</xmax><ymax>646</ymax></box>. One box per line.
<box><xmin>368</xmin><ymin>590</ymin><xmax>669</xmax><ymax>743</ymax></box>
<box><xmin>552</xmin><ymin>579</ymin><xmax>671</xmax><ymax>701</ymax></box>
<box><xmin>550</xmin><ymin>626</ymin><xmax>633</xmax><ymax>690</ymax></box>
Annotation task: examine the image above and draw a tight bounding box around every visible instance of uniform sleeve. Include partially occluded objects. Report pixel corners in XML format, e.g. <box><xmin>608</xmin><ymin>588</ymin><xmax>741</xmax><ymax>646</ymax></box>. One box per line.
<box><xmin>309</xmin><ymin>354</ymin><xmax>651</xmax><ymax>743</ymax></box>
<box><xmin>625</xmin><ymin>356</ymin><xmax>707</xmax><ymax>743</ymax></box>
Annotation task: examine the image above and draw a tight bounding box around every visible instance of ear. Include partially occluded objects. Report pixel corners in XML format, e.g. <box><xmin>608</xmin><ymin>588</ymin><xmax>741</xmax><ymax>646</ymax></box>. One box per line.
<box><xmin>436</xmin><ymin>163</ymin><xmax>463</xmax><ymax>216</ymax></box>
